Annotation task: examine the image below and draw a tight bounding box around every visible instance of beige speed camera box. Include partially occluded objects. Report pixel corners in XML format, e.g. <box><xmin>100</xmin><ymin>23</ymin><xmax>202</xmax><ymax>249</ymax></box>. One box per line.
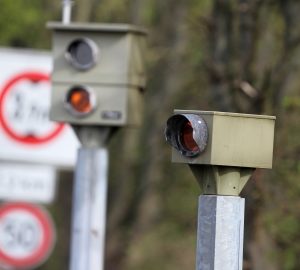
<box><xmin>172</xmin><ymin>110</ymin><xmax>276</xmax><ymax>169</ymax></box>
<box><xmin>47</xmin><ymin>22</ymin><xmax>147</xmax><ymax>126</ymax></box>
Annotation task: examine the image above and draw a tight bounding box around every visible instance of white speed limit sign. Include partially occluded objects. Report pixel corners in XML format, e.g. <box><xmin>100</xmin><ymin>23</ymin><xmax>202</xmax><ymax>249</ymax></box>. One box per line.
<box><xmin>0</xmin><ymin>203</ymin><xmax>55</xmax><ymax>269</ymax></box>
<box><xmin>0</xmin><ymin>48</ymin><xmax>80</xmax><ymax>167</ymax></box>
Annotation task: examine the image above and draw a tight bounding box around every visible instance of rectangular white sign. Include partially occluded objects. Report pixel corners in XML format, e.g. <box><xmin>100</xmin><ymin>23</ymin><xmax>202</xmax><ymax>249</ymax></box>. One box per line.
<box><xmin>0</xmin><ymin>163</ymin><xmax>56</xmax><ymax>203</ymax></box>
<box><xmin>0</xmin><ymin>47</ymin><xmax>80</xmax><ymax>168</ymax></box>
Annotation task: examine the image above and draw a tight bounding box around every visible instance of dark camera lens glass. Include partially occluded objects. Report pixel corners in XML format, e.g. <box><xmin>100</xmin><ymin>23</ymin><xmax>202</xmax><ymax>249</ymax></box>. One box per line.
<box><xmin>66</xmin><ymin>39</ymin><xmax>97</xmax><ymax>70</ymax></box>
<box><xmin>165</xmin><ymin>114</ymin><xmax>208</xmax><ymax>157</ymax></box>
<box><xmin>180</xmin><ymin>121</ymin><xmax>200</xmax><ymax>153</ymax></box>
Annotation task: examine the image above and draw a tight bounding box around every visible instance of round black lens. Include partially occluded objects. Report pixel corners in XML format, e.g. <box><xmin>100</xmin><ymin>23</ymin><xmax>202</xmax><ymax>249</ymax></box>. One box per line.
<box><xmin>165</xmin><ymin>114</ymin><xmax>208</xmax><ymax>157</ymax></box>
<box><xmin>180</xmin><ymin>121</ymin><xmax>200</xmax><ymax>153</ymax></box>
<box><xmin>66</xmin><ymin>38</ymin><xmax>98</xmax><ymax>70</ymax></box>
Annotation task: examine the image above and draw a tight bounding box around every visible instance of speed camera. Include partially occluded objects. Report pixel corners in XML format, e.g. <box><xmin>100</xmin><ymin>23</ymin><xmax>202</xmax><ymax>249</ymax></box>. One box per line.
<box><xmin>165</xmin><ymin>110</ymin><xmax>276</xmax><ymax>195</ymax></box>
<box><xmin>165</xmin><ymin>110</ymin><xmax>276</xmax><ymax>169</ymax></box>
<box><xmin>47</xmin><ymin>22</ymin><xmax>147</xmax><ymax>126</ymax></box>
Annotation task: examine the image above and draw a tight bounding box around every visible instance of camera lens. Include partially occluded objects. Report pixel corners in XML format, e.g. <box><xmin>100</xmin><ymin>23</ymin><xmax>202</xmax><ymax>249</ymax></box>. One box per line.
<box><xmin>66</xmin><ymin>38</ymin><xmax>98</xmax><ymax>70</ymax></box>
<box><xmin>180</xmin><ymin>121</ymin><xmax>200</xmax><ymax>153</ymax></box>
<box><xmin>165</xmin><ymin>114</ymin><xmax>208</xmax><ymax>157</ymax></box>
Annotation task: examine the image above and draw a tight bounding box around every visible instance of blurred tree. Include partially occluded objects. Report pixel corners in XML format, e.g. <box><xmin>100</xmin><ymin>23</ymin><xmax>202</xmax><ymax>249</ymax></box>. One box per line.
<box><xmin>203</xmin><ymin>1</ymin><xmax>300</xmax><ymax>269</ymax></box>
<box><xmin>0</xmin><ymin>0</ymin><xmax>61</xmax><ymax>49</ymax></box>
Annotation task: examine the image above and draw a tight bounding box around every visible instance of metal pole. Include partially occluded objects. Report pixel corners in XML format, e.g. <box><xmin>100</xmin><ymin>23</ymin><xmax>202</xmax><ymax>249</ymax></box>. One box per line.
<box><xmin>62</xmin><ymin>0</ymin><xmax>73</xmax><ymax>24</ymax></box>
<box><xmin>196</xmin><ymin>195</ymin><xmax>245</xmax><ymax>270</ymax></box>
<box><xmin>70</xmin><ymin>148</ymin><xmax>108</xmax><ymax>270</ymax></box>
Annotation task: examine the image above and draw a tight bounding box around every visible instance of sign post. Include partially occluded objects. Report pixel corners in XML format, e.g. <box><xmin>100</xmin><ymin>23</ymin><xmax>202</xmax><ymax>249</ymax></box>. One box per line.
<box><xmin>70</xmin><ymin>147</ymin><xmax>108</xmax><ymax>270</ymax></box>
<box><xmin>195</xmin><ymin>196</ymin><xmax>245</xmax><ymax>269</ymax></box>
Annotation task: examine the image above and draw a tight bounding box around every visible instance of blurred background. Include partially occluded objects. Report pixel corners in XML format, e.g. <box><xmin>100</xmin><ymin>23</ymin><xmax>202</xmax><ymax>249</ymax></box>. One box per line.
<box><xmin>0</xmin><ymin>0</ymin><xmax>300</xmax><ymax>269</ymax></box>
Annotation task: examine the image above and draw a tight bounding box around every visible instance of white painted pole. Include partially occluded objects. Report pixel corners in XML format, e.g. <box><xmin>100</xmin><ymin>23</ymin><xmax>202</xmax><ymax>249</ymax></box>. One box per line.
<box><xmin>70</xmin><ymin>148</ymin><xmax>108</xmax><ymax>270</ymax></box>
<box><xmin>196</xmin><ymin>195</ymin><xmax>245</xmax><ymax>270</ymax></box>
<box><xmin>62</xmin><ymin>0</ymin><xmax>73</xmax><ymax>24</ymax></box>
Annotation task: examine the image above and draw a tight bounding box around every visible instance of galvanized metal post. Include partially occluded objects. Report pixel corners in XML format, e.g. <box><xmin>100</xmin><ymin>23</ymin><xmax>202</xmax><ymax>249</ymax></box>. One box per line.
<box><xmin>62</xmin><ymin>0</ymin><xmax>73</xmax><ymax>24</ymax></box>
<box><xmin>196</xmin><ymin>195</ymin><xmax>245</xmax><ymax>270</ymax></box>
<box><xmin>70</xmin><ymin>147</ymin><xmax>108</xmax><ymax>270</ymax></box>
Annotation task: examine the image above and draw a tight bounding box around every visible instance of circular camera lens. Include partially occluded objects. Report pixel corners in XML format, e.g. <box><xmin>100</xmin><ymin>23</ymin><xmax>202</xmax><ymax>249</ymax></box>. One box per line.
<box><xmin>65</xmin><ymin>86</ymin><xmax>96</xmax><ymax>116</ymax></box>
<box><xmin>66</xmin><ymin>38</ymin><xmax>98</xmax><ymax>70</ymax></box>
<box><xmin>180</xmin><ymin>121</ymin><xmax>200</xmax><ymax>153</ymax></box>
<box><xmin>165</xmin><ymin>114</ymin><xmax>208</xmax><ymax>157</ymax></box>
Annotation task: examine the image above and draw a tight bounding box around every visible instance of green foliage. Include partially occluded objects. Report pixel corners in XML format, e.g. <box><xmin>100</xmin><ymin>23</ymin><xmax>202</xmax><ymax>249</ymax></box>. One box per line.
<box><xmin>0</xmin><ymin>0</ymin><xmax>57</xmax><ymax>48</ymax></box>
<box><xmin>92</xmin><ymin>0</ymin><xmax>131</xmax><ymax>23</ymax></box>
<box><xmin>283</xmin><ymin>97</ymin><xmax>300</xmax><ymax>109</ymax></box>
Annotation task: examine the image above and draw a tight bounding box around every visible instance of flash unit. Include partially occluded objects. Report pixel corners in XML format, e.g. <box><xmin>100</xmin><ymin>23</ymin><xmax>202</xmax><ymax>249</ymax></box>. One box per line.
<box><xmin>65</xmin><ymin>86</ymin><xmax>96</xmax><ymax>116</ymax></box>
<box><xmin>165</xmin><ymin>114</ymin><xmax>208</xmax><ymax>157</ymax></box>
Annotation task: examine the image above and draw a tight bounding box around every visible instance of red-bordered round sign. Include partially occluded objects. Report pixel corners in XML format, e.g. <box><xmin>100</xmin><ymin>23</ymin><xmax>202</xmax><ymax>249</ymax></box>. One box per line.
<box><xmin>0</xmin><ymin>72</ymin><xmax>64</xmax><ymax>145</ymax></box>
<box><xmin>0</xmin><ymin>203</ymin><xmax>56</xmax><ymax>269</ymax></box>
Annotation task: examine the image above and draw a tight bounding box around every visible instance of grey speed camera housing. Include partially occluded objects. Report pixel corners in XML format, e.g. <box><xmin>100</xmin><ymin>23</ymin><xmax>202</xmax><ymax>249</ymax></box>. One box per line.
<box><xmin>166</xmin><ymin>110</ymin><xmax>275</xmax><ymax>169</ymax></box>
<box><xmin>165</xmin><ymin>110</ymin><xmax>276</xmax><ymax>195</ymax></box>
<box><xmin>47</xmin><ymin>22</ymin><xmax>147</xmax><ymax>127</ymax></box>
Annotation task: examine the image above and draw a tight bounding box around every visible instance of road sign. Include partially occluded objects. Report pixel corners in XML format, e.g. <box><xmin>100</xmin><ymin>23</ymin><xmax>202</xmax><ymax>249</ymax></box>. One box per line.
<box><xmin>0</xmin><ymin>164</ymin><xmax>56</xmax><ymax>204</ymax></box>
<box><xmin>0</xmin><ymin>72</ymin><xmax>64</xmax><ymax>145</ymax></box>
<box><xmin>0</xmin><ymin>47</ymin><xmax>79</xmax><ymax>167</ymax></box>
<box><xmin>0</xmin><ymin>203</ymin><xmax>55</xmax><ymax>269</ymax></box>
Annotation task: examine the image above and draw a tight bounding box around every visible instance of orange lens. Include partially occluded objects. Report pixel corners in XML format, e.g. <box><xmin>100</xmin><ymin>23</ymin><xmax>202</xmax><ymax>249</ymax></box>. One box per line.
<box><xmin>67</xmin><ymin>87</ymin><xmax>92</xmax><ymax>114</ymax></box>
<box><xmin>181</xmin><ymin>121</ymin><xmax>199</xmax><ymax>152</ymax></box>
